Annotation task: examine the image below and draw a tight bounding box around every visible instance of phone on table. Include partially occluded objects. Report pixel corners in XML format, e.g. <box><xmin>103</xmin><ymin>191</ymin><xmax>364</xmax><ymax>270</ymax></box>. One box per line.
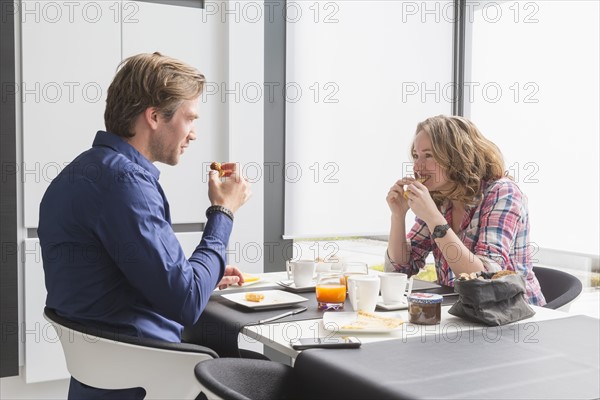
<box><xmin>290</xmin><ymin>336</ymin><xmax>361</xmax><ymax>350</ymax></box>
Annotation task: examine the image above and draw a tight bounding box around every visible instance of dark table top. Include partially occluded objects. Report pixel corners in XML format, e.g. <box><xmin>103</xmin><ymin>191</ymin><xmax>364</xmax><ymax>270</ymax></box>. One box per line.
<box><xmin>293</xmin><ymin>315</ymin><xmax>600</xmax><ymax>400</ymax></box>
<box><xmin>183</xmin><ymin>279</ymin><xmax>457</xmax><ymax>357</ymax></box>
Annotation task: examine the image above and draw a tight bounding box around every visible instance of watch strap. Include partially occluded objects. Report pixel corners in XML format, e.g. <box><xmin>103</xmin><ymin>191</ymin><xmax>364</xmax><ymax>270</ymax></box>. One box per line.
<box><xmin>206</xmin><ymin>205</ymin><xmax>234</xmax><ymax>221</ymax></box>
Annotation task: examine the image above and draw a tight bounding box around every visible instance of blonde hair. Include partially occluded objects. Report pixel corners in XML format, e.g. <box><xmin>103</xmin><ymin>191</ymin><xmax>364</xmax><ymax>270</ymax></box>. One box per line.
<box><xmin>413</xmin><ymin>115</ymin><xmax>505</xmax><ymax>206</ymax></box>
<box><xmin>104</xmin><ymin>52</ymin><xmax>205</xmax><ymax>138</ymax></box>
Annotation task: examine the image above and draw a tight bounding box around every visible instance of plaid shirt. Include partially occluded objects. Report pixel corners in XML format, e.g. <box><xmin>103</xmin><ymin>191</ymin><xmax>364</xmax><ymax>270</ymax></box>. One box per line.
<box><xmin>386</xmin><ymin>178</ymin><xmax>546</xmax><ymax>306</ymax></box>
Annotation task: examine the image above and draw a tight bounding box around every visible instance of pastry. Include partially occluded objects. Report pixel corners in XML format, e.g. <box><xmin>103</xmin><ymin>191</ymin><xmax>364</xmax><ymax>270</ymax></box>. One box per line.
<box><xmin>210</xmin><ymin>161</ymin><xmax>225</xmax><ymax>177</ymax></box>
<box><xmin>244</xmin><ymin>292</ymin><xmax>265</xmax><ymax>302</ymax></box>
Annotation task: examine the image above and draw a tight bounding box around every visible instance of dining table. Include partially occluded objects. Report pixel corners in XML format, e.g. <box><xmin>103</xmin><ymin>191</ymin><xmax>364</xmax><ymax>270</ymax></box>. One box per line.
<box><xmin>183</xmin><ymin>271</ymin><xmax>456</xmax><ymax>357</ymax></box>
<box><xmin>184</xmin><ymin>271</ymin><xmax>600</xmax><ymax>399</ymax></box>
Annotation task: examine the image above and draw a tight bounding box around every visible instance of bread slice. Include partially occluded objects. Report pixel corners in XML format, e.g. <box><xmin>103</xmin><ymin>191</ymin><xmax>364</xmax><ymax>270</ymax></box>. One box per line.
<box><xmin>340</xmin><ymin>310</ymin><xmax>404</xmax><ymax>330</ymax></box>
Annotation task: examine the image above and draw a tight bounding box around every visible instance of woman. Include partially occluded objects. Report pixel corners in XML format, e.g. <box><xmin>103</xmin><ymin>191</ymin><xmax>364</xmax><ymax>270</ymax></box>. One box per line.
<box><xmin>385</xmin><ymin>115</ymin><xmax>545</xmax><ymax>305</ymax></box>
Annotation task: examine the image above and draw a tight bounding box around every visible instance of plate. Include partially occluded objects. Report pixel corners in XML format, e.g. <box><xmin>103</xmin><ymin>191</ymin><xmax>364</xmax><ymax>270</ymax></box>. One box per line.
<box><xmin>322</xmin><ymin>311</ymin><xmax>405</xmax><ymax>333</ymax></box>
<box><xmin>276</xmin><ymin>280</ymin><xmax>316</xmax><ymax>293</ymax></box>
<box><xmin>221</xmin><ymin>290</ymin><xmax>308</xmax><ymax>310</ymax></box>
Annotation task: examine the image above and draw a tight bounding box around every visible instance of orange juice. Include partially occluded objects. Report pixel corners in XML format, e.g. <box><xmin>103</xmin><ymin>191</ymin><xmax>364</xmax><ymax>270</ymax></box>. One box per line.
<box><xmin>316</xmin><ymin>284</ymin><xmax>347</xmax><ymax>303</ymax></box>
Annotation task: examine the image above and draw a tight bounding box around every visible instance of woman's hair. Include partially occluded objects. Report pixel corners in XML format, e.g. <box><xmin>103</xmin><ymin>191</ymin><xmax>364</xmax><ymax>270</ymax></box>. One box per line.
<box><xmin>104</xmin><ymin>52</ymin><xmax>206</xmax><ymax>138</ymax></box>
<box><xmin>413</xmin><ymin>115</ymin><xmax>506</xmax><ymax>206</ymax></box>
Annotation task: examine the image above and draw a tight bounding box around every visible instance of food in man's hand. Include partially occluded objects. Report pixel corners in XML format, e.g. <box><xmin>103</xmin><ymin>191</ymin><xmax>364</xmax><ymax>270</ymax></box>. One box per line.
<box><xmin>492</xmin><ymin>270</ymin><xmax>517</xmax><ymax>279</ymax></box>
<box><xmin>403</xmin><ymin>176</ymin><xmax>430</xmax><ymax>199</ymax></box>
<box><xmin>242</xmin><ymin>273</ymin><xmax>260</xmax><ymax>284</ymax></box>
<box><xmin>340</xmin><ymin>310</ymin><xmax>404</xmax><ymax>330</ymax></box>
<box><xmin>210</xmin><ymin>161</ymin><xmax>225</xmax><ymax>177</ymax></box>
<box><xmin>244</xmin><ymin>292</ymin><xmax>265</xmax><ymax>302</ymax></box>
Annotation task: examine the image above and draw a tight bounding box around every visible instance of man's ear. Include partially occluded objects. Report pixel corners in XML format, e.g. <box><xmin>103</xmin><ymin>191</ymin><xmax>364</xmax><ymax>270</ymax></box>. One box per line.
<box><xmin>144</xmin><ymin>107</ymin><xmax>160</xmax><ymax>129</ymax></box>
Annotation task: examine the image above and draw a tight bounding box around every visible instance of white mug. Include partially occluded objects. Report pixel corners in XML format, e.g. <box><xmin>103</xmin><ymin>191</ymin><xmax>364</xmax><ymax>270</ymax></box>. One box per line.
<box><xmin>286</xmin><ymin>260</ymin><xmax>316</xmax><ymax>287</ymax></box>
<box><xmin>348</xmin><ymin>275</ymin><xmax>380</xmax><ymax>312</ymax></box>
<box><xmin>379</xmin><ymin>273</ymin><xmax>413</xmax><ymax>305</ymax></box>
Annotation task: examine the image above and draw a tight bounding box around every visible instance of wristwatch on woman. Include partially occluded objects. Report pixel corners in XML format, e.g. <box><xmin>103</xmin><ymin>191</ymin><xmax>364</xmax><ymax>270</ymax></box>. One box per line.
<box><xmin>432</xmin><ymin>224</ymin><xmax>450</xmax><ymax>239</ymax></box>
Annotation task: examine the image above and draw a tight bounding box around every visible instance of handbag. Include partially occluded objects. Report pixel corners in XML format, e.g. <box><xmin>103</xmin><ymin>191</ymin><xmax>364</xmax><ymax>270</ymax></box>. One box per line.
<box><xmin>448</xmin><ymin>272</ymin><xmax>535</xmax><ymax>326</ymax></box>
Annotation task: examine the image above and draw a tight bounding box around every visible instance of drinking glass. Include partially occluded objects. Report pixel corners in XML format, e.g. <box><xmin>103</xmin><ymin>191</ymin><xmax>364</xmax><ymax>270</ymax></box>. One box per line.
<box><xmin>341</xmin><ymin>262</ymin><xmax>369</xmax><ymax>291</ymax></box>
<box><xmin>315</xmin><ymin>272</ymin><xmax>346</xmax><ymax>311</ymax></box>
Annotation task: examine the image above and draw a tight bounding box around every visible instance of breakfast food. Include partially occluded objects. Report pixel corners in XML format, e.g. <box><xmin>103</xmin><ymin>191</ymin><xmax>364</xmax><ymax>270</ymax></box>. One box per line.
<box><xmin>408</xmin><ymin>293</ymin><xmax>442</xmax><ymax>325</ymax></box>
<box><xmin>242</xmin><ymin>273</ymin><xmax>260</xmax><ymax>284</ymax></box>
<box><xmin>403</xmin><ymin>176</ymin><xmax>429</xmax><ymax>199</ymax></box>
<box><xmin>457</xmin><ymin>270</ymin><xmax>517</xmax><ymax>281</ymax></box>
<box><xmin>210</xmin><ymin>161</ymin><xmax>225</xmax><ymax>177</ymax></box>
<box><xmin>340</xmin><ymin>310</ymin><xmax>404</xmax><ymax>330</ymax></box>
<box><xmin>244</xmin><ymin>292</ymin><xmax>265</xmax><ymax>302</ymax></box>
<box><xmin>491</xmin><ymin>270</ymin><xmax>517</xmax><ymax>279</ymax></box>
<box><xmin>457</xmin><ymin>272</ymin><xmax>483</xmax><ymax>281</ymax></box>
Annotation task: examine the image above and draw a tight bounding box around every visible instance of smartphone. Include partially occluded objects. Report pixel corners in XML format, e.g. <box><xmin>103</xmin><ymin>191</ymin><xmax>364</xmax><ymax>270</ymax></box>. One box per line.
<box><xmin>290</xmin><ymin>336</ymin><xmax>361</xmax><ymax>350</ymax></box>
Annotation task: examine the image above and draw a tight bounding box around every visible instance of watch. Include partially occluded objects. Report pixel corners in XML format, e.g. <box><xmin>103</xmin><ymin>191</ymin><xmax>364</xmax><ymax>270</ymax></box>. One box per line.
<box><xmin>432</xmin><ymin>224</ymin><xmax>450</xmax><ymax>239</ymax></box>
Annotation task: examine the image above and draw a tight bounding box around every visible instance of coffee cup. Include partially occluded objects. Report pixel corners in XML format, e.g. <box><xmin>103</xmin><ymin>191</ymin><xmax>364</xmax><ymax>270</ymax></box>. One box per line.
<box><xmin>379</xmin><ymin>273</ymin><xmax>413</xmax><ymax>305</ymax></box>
<box><xmin>286</xmin><ymin>260</ymin><xmax>316</xmax><ymax>287</ymax></box>
<box><xmin>347</xmin><ymin>275</ymin><xmax>380</xmax><ymax>312</ymax></box>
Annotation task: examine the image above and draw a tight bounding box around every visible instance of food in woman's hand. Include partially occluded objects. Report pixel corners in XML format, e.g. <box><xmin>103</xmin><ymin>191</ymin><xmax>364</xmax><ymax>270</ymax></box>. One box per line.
<box><xmin>244</xmin><ymin>292</ymin><xmax>265</xmax><ymax>302</ymax></box>
<box><xmin>210</xmin><ymin>161</ymin><xmax>225</xmax><ymax>177</ymax></box>
<box><xmin>403</xmin><ymin>176</ymin><xmax>430</xmax><ymax>199</ymax></box>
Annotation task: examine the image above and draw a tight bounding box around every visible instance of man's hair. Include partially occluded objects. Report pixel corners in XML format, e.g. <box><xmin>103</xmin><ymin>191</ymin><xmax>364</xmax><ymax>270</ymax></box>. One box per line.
<box><xmin>104</xmin><ymin>52</ymin><xmax>205</xmax><ymax>138</ymax></box>
<box><xmin>413</xmin><ymin>115</ymin><xmax>506</xmax><ymax>206</ymax></box>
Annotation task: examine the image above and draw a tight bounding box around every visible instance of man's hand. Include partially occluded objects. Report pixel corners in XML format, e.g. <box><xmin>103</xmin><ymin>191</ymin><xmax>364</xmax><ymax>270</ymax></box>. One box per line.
<box><xmin>217</xmin><ymin>265</ymin><xmax>244</xmax><ymax>290</ymax></box>
<box><xmin>208</xmin><ymin>162</ymin><xmax>251</xmax><ymax>213</ymax></box>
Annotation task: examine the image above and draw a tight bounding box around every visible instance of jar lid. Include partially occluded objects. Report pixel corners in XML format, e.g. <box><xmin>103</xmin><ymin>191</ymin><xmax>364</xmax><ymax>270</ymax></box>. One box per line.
<box><xmin>408</xmin><ymin>293</ymin><xmax>443</xmax><ymax>304</ymax></box>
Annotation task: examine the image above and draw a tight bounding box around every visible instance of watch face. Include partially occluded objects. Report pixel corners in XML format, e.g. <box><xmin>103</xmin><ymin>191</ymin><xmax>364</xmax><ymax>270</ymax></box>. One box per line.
<box><xmin>433</xmin><ymin>224</ymin><xmax>449</xmax><ymax>238</ymax></box>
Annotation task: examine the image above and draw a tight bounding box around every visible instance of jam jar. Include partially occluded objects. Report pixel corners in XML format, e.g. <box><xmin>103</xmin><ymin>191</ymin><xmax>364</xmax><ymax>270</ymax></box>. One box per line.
<box><xmin>407</xmin><ymin>293</ymin><xmax>443</xmax><ymax>325</ymax></box>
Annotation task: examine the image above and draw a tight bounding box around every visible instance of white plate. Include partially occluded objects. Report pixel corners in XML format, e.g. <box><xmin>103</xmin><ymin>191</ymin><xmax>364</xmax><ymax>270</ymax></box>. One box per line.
<box><xmin>322</xmin><ymin>311</ymin><xmax>405</xmax><ymax>333</ymax></box>
<box><xmin>221</xmin><ymin>290</ymin><xmax>308</xmax><ymax>310</ymax></box>
<box><xmin>376</xmin><ymin>296</ymin><xmax>408</xmax><ymax>311</ymax></box>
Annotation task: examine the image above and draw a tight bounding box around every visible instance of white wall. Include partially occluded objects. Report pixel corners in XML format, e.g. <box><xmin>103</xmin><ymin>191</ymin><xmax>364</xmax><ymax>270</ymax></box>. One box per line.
<box><xmin>2</xmin><ymin>0</ymin><xmax>264</xmax><ymax>396</ymax></box>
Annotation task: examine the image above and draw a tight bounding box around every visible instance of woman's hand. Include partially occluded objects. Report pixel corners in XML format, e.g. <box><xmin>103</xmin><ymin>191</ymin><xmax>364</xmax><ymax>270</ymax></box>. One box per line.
<box><xmin>403</xmin><ymin>180</ymin><xmax>444</xmax><ymax>225</ymax></box>
<box><xmin>217</xmin><ymin>265</ymin><xmax>244</xmax><ymax>290</ymax></box>
<box><xmin>387</xmin><ymin>178</ymin><xmax>414</xmax><ymax>217</ymax></box>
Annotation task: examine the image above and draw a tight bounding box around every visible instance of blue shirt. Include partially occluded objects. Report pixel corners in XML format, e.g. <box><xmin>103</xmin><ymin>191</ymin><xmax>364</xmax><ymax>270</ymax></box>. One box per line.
<box><xmin>39</xmin><ymin>131</ymin><xmax>231</xmax><ymax>342</ymax></box>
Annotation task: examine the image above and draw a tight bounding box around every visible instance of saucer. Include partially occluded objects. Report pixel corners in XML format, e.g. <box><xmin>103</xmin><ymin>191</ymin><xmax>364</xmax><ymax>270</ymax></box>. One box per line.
<box><xmin>376</xmin><ymin>297</ymin><xmax>408</xmax><ymax>311</ymax></box>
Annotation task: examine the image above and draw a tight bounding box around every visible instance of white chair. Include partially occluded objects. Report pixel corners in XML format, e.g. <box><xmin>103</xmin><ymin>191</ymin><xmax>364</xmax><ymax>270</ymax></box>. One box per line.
<box><xmin>43</xmin><ymin>307</ymin><xmax>217</xmax><ymax>399</ymax></box>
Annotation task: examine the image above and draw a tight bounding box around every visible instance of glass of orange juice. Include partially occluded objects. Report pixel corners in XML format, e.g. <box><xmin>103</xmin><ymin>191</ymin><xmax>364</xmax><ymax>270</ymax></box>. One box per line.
<box><xmin>315</xmin><ymin>272</ymin><xmax>346</xmax><ymax>311</ymax></box>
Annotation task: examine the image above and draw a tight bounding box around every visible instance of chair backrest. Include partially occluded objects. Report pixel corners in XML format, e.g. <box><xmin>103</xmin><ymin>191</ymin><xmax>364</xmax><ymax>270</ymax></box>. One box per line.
<box><xmin>533</xmin><ymin>266</ymin><xmax>583</xmax><ymax>310</ymax></box>
<box><xmin>43</xmin><ymin>307</ymin><xmax>216</xmax><ymax>399</ymax></box>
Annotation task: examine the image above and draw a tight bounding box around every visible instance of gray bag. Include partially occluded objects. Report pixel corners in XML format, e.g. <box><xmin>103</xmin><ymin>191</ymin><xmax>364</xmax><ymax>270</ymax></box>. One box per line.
<box><xmin>448</xmin><ymin>272</ymin><xmax>535</xmax><ymax>326</ymax></box>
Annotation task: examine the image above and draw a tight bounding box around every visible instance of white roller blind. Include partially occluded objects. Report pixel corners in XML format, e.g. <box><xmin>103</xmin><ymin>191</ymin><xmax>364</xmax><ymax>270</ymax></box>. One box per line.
<box><xmin>285</xmin><ymin>0</ymin><xmax>454</xmax><ymax>238</ymax></box>
<box><xmin>467</xmin><ymin>1</ymin><xmax>599</xmax><ymax>256</ymax></box>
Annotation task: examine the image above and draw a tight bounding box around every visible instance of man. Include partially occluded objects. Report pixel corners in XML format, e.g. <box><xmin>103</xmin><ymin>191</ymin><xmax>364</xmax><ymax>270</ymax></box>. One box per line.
<box><xmin>38</xmin><ymin>52</ymin><xmax>251</xmax><ymax>398</ymax></box>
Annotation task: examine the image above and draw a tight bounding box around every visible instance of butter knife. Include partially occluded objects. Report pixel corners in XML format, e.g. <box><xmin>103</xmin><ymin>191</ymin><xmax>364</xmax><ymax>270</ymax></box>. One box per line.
<box><xmin>258</xmin><ymin>307</ymin><xmax>307</xmax><ymax>324</ymax></box>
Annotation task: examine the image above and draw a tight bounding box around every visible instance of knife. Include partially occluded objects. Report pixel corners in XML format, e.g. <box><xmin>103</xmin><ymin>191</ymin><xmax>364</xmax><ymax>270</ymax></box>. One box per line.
<box><xmin>258</xmin><ymin>307</ymin><xmax>308</xmax><ymax>324</ymax></box>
